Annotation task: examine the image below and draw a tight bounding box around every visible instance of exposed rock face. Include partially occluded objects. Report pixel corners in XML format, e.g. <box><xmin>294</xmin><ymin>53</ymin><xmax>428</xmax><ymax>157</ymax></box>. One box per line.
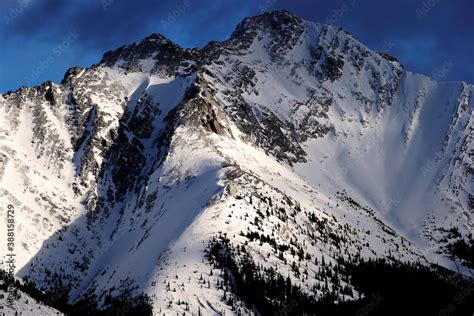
<box><xmin>0</xmin><ymin>10</ymin><xmax>472</xmax><ymax>315</ymax></box>
<box><xmin>98</xmin><ymin>33</ymin><xmax>197</xmax><ymax>76</ymax></box>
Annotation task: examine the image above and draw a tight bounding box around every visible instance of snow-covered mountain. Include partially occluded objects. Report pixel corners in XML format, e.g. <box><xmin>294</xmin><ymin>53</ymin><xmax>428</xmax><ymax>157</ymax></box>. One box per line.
<box><xmin>0</xmin><ymin>10</ymin><xmax>472</xmax><ymax>315</ymax></box>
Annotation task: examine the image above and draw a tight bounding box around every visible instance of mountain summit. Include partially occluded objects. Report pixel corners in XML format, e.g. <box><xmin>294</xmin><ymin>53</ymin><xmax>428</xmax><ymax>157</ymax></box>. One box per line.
<box><xmin>0</xmin><ymin>10</ymin><xmax>472</xmax><ymax>315</ymax></box>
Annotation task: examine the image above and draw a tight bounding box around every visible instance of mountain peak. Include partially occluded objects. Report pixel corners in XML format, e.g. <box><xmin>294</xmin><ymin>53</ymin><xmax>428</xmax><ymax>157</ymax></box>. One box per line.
<box><xmin>97</xmin><ymin>32</ymin><xmax>190</xmax><ymax>74</ymax></box>
<box><xmin>94</xmin><ymin>10</ymin><xmax>305</xmax><ymax>75</ymax></box>
<box><xmin>231</xmin><ymin>10</ymin><xmax>303</xmax><ymax>38</ymax></box>
<box><xmin>236</xmin><ymin>10</ymin><xmax>299</xmax><ymax>27</ymax></box>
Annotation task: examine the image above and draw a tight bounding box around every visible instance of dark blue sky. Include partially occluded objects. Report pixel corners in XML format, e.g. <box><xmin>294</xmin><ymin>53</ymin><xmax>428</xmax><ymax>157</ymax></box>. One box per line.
<box><xmin>1</xmin><ymin>0</ymin><xmax>472</xmax><ymax>92</ymax></box>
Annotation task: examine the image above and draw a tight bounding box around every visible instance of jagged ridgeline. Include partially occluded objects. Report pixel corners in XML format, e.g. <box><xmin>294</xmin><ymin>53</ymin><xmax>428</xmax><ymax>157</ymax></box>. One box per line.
<box><xmin>0</xmin><ymin>10</ymin><xmax>472</xmax><ymax>315</ymax></box>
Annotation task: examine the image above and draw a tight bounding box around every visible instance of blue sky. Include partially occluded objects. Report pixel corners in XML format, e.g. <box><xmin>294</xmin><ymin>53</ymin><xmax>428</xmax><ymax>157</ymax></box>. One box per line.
<box><xmin>1</xmin><ymin>0</ymin><xmax>472</xmax><ymax>92</ymax></box>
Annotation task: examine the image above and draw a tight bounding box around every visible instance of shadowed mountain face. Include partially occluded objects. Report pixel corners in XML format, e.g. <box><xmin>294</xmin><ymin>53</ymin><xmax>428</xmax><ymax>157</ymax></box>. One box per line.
<box><xmin>0</xmin><ymin>10</ymin><xmax>472</xmax><ymax>315</ymax></box>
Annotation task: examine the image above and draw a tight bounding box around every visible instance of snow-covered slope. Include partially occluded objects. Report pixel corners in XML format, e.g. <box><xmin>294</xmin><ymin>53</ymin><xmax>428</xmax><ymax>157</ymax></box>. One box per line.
<box><xmin>0</xmin><ymin>280</ymin><xmax>62</xmax><ymax>316</ymax></box>
<box><xmin>0</xmin><ymin>10</ymin><xmax>472</xmax><ymax>315</ymax></box>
